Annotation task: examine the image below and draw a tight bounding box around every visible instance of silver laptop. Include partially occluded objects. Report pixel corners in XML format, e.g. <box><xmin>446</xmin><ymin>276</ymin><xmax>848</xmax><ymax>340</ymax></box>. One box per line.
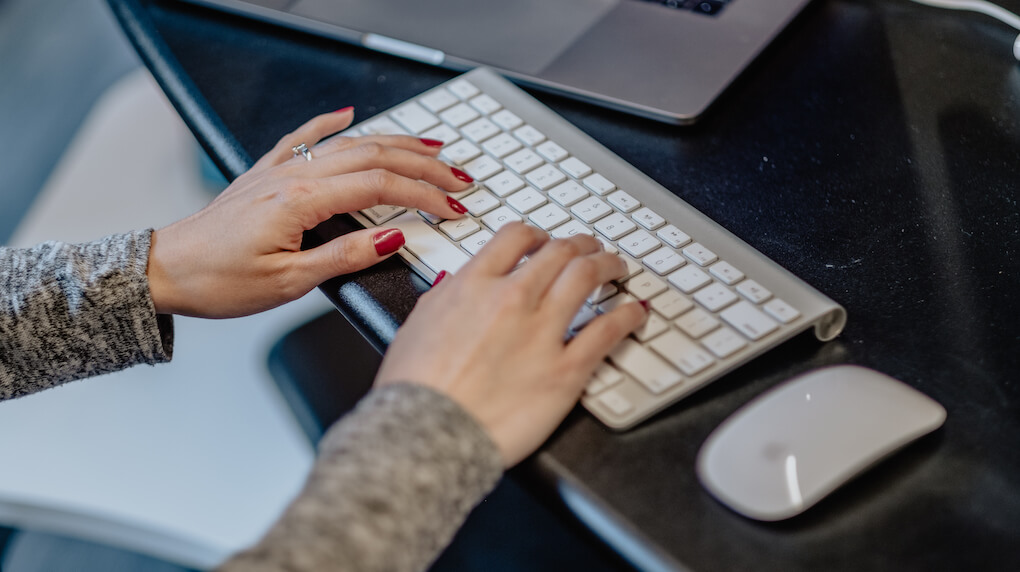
<box><xmin>182</xmin><ymin>0</ymin><xmax>811</xmax><ymax>124</ymax></box>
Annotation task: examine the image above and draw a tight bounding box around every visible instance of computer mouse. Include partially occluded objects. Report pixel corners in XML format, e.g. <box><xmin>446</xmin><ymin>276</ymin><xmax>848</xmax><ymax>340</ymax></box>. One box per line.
<box><xmin>696</xmin><ymin>365</ymin><xmax>946</xmax><ymax>521</ymax></box>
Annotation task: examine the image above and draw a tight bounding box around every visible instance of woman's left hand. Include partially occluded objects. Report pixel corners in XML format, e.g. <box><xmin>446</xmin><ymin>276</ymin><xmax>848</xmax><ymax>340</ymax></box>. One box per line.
<box><xmin>147</xmin><ymin>108</ymin><xmax>474</xmax><ymax>318</ymax></box>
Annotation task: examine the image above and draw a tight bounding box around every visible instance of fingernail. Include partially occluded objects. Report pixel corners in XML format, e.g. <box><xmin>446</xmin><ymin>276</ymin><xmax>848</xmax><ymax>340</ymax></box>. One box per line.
<box><xmin>451</xmin><ymin>167</ymin><xmax>474</xmax><ymax>183</ymax></box>
<box><xmin>638</xmin><ymin>300</ymin><xmax>650</xmax><ymax>313</ymax></box>
<box><xmin>373</xmin><ymin>229</ymin><xmax>405</xmax><ymax>256</ymax></box>
<box><xmin>333</xmin><ymin>106</ymin><xmax>354</xmax><ymax>114</ymax></box>
<box><xmin>432</xmin><ymin>270</ymin><xmax>448</xmax><ymax>286</ymax></box>
<box><xmin>420</xmin><ymin>138</ymin><xmax>444</xmax><ymax>148</ymax></box>
<box><xmin>447</xmin><ymin>196</ymin><xmax>468</xmax><ymax>214</ymax></box>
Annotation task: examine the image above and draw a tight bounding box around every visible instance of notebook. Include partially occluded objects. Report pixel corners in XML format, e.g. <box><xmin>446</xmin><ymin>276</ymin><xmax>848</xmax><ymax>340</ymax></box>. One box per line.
<box><xmin>179</xmin><ymin>0</ymin><xmax>812</xmax><ymax>124</ymax></box>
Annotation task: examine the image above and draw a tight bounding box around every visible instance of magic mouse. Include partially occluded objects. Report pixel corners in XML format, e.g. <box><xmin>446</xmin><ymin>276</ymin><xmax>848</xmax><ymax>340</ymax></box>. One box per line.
<box><xmin>696</xmin><ymin>365</ymin><xmax>946</xmax><ymax>521</ymax></box>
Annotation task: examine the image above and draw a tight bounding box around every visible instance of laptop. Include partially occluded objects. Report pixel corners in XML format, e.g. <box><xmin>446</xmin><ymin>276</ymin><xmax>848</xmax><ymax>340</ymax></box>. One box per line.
<box><xmin>181</xmin><ymin>0</ymin><xmax>812</xmax><ymax>124</ymax></box>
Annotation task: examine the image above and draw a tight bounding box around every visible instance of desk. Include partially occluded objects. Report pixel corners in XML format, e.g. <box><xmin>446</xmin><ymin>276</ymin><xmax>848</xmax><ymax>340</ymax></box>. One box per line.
<box><xmin>109</xmin><ymin>0</ymin><xmax>1020</xmax><ymax>569</ymax></box>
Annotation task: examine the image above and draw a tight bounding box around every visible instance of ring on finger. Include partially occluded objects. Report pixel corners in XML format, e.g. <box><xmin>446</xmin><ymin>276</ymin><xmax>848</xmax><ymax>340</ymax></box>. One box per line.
<box><xmin>291</xmin><ymin>143</ymin><xmax>313</xmax><ymax>161</ymax></box>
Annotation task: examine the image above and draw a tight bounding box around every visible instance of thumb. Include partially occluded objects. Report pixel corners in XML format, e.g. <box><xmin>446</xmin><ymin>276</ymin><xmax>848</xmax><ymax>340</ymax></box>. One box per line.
<box><xmin>297</xmin><ymin>227</ymin><xmax>405</xmax><ymax>283</ymax></box>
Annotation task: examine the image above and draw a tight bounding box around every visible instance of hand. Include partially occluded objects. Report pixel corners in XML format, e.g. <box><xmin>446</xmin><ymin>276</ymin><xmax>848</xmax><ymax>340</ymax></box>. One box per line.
<box><xmin>374</xmin><ymin>223</ymin><xmax>648</xmax><ymax>467</ymax></box>
<box><xmin>147</xmin><ymin>108</ymin><xmax>474</xmax><ymax>318</ymax></box>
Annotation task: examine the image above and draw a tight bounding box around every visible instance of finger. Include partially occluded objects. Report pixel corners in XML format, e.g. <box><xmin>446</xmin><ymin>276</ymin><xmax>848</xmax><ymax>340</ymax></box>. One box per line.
<box><xmin>510</xmin><ymin>234</ymin><xmax>602</xmax><ymax>302</ymax></box>
<box><xmin>314</xmin><ymin>133</ymin><xmax>445</xmax><ymax>160</ymax></box>
<box><xmin>462</xmin><ymin>222</ymin><xmax>549</xmax><ymax>277</ymax></box>
<box><xmin>565</xmin><ymin>302</ymin><xmax>648</xmax><ymax>376</ymax></box>
<box><xmin>541</xmin><ymin>252</ymin><xmax>629</xmax><ymax>330</ymax></box>
<box><xmin>303</xmin><ymin>169</ymin><xmax>470</xmax><ymax>224</ymax></box>
<box><xmin>291</xmin><ymin>227</ymin><xmax>406</xmax><ymax>285</ymax></box>
<box><xmin>254</xmin><ymin>107</ymin><xmax>356</xmax><ymax>171</ymax></box>
<box><xmin>297</xmin><ymin>141</ymin><xmax>474</xmax><ymax>192</ymax></box>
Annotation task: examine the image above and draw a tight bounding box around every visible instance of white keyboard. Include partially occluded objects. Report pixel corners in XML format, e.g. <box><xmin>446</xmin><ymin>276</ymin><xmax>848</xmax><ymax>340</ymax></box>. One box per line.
<box><xmin>346</xmin><ymin>68</ymin><xmax>847</xmax><ymax>430</ymax></box>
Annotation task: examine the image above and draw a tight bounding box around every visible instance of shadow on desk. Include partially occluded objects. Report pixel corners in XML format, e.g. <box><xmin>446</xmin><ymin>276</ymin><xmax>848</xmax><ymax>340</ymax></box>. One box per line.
<box><xmin>267</xmin><ymin>311</ymin><xmax>635</xmax><ymax>572</ymax></box>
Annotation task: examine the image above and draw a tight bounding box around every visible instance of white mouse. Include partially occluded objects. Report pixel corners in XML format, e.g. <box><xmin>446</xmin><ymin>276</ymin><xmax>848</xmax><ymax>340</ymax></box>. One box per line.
<box><xmin>696</xmin><ymin>365</ymin><xmax>946</xmax><ymax>521</ymax></box>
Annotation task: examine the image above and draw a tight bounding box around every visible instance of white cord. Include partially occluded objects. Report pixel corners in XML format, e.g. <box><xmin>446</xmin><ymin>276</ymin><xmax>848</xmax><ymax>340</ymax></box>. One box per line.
<box><xmin>908</xmin><ymin>0</ymin><xmax>1020</xmax><ymax>30</ymax></box>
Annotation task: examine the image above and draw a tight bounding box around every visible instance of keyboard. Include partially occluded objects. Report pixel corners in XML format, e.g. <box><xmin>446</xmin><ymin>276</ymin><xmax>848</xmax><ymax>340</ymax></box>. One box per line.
<box><xmin>345</xmin><ymin>68</ymin><xmax>847</xmax><ymax>430</ymax></box>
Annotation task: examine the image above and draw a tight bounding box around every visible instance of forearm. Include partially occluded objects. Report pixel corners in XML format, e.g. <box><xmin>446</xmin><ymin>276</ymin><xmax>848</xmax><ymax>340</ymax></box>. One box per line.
<box><xmin>0</xmin><ymin>230</ymin><xmax>173</xmax><ymax>399</ymax></box>
<box><xmin>220</xmin><ymin>383</ymin><xmax>504</xmax><ymax>572</ymax></box>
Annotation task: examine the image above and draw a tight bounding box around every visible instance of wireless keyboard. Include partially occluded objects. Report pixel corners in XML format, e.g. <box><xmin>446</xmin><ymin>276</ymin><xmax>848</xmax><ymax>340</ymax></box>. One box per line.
<box><xmin>345</xmin><ymin>68</ymin><xmax>847</xmax><ymax>430</ymax></box>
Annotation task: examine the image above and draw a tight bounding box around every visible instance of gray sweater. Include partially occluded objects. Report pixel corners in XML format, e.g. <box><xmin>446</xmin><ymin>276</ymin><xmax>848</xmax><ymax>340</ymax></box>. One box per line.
<box><xmin>0</xmin><ymin>230</ymin><xmax>504</xmax><ymax>571</ymax></box>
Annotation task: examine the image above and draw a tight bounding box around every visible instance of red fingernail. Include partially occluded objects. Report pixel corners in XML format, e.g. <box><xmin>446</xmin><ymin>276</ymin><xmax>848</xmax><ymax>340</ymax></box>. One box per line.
<box><xmin>447</xmin><ymin>196</ymin><xmax>468</xmax><ymax>214</ymax></box>
<box><xmin>333</xmin><ymin>106</ymin><xmax>354</xmax><ymax>114</ymax></box>
<box><xmin>420</xmin><ymin>138</ymin><xmax>444</xmax><ymax>148</ymax></box>
<box><xmin>638</xmin><ymin>300</ymin><xmax>650</xmax><ymax>312</ymax></box>
<box><xmin>432</xmin><ymin>270</ymin><xmax>448</xmax><ymax>286</ymax></box>
<box><xmin>451</xmin><ymin>167</ymin><xmax>474</xmax><ymax>183</ymax></box>
<box><xmin>373</xmin><ymin>229</ymin><xmax>405</xmax><ymax>256</ymax></box>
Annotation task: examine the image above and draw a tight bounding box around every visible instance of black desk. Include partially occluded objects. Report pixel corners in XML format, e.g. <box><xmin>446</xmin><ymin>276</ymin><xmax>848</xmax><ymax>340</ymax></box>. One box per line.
<box><xmin>109</xmin><ymin>1</ymin><xmax>1020</xmax><ymax>569</ymax></box>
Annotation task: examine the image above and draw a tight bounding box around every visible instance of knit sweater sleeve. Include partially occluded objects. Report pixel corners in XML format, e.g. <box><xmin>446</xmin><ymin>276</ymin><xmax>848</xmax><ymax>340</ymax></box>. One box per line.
<box><xmin>219</xmin><ymin>383</ymin><xmax>505</xmax><ymax>572</ymax></box>
<box><xmin>0</xmin><ymin>230</ymin><xmax>173</xmax><ymax>400</ymax></box>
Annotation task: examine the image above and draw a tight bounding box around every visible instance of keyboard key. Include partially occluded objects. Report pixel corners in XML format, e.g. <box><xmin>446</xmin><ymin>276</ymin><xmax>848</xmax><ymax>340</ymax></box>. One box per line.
<box><xmin>701</xmin><ymin>326</ymin><xmax>747</xmax><ymax>359</ymax></box>
<box><xmin>462</xmin><ymin>154</ymin><xmax>502</xmax><ymax>181</ymax></box>
<box><xmin>418</xmin><ymin>210</ymin><xmax>443</xmax><ymax>225</ymax></box>
<box><xmin>619</xmin><ymin>229</ymin><xmax>661</xmax><ymax>258</ymax></box>
<box><xmin>505</xmin><ymin>149</ymin><xmax>544</xmax><ymax>174</ymax></box>
<box><xmin>609</xmin><ymin>339</ymin><xmax>684</xmax><ymax>395</ymax></box>
<box><xmin>709</xmin><ymin>261</ymin><xmax>745</xmax><ymax>285</ymax></box>
<box><xmin>650</xmin><ymin>290</ymin><xmax>694</xmax><ymax>319</ymax></box>
<box><xmin>607</xmin><ymin>190</ymin><xmax>641</xmax><ymax>213</ymax></box>
<box><xmin>682</xmin><ymin>243</ymin><xmax>718</xmax><ymax>266</ymax></box>
<box><xmin>634</xmin><ymin>312</ymin><xmax>670</xmax><ymax>342</ymax></box>
<box><xmin>447</xmin><ymin>79</ymin><xmax>479</xmax><ymax>99</ymax></box>
<box><xmin>461</xmin><ymin>229</ymin><xmax>494</xmax><ymax>255</ymax></box>
<box><xmin>675</xmin><ymin>308</ymin><xmax>720</xmax><ymax>339</ymax></box>
<box><xmin>390</xmin><ymin>102</ymin><xmax>439</xmax><ymax>134</ymax></box>
<box><xmin>571</xmin><ymin>196</ymin><xmax>612</xmax><ymax>223</ymax></box>
<box><xmin>586</xmin><ymin>363</ymin><xmax>625</xmax><ymax>395</ymax></box>
<box><xmin>389</xmin><ymin>212</ymin><xmax>471</xmax><ymax>274</ymax></box>
<box><xmin>525</xmin><ymin>164</ymin><xmax>567</xmax><ymax>190</ymax></box>
<box><xmin>763</xmin><ymin>298</ymin><xmax>801</xmax><ymax>323</ymax></box>
<box><xmin>550</xmin><ymin>220</ymin><xmax>594</xmax><ymax>239</ymax></box>
<box><xmin>362</xmin><ymin>204</ymin><xmax>406</xmax><ymax>225</ymax></box>
<box><xmin>588</xmin><ymin>282</ymin><xmax>618</xmax><ymax>304</ymax></box>
<box><xmin>439</xmin><ymin>102</ymin><xmax>480</xmax><ymax>127</ymax></box>
<box><xmin>559</xmin><ymin>157</ymin><xmax>592</xmax><ymax>179</ymax></box>
<box><xmin>420</xmin><ymin>123</ymin><xmax>460</xmax><ymax>145</ymax></box>
<box><xmin>460</xmin><ymin>189</ymin><xmax>501</xmax><ymax>216</ymax></box>
<box><xmin>583</xmin><ymin>173</ymin><xmax>616</xmax><ymax>195</ymax></box>
<box><xmin>462</xmin><ymin>118</ymin><xmax>500</xmax><ymax>143</ymax></box>
<box><xmin>441</xmin><ymin>140</ymin><xmax>482</xmax><ymax>165</ymax></box>
<box><xmin>481</xmin><ymin>132</ymin><xmax>522</xmax><ymax>158</ymax></box>
<box><xmin>491</xmin><ymin>109</ymin><xmax>523</xmax><ymax>130</ymax></box>
<box><xmin>506</xmin><ymin>187</ymin><xmax>547</xmax><ymax>214</ymax></box>
<box><xmin>513</xmin><ymin>125</ymin><xmax>546</xmax><ymax>146</ymax></box>
<box><xmin>631</xmin><ymin>207</ymin><xmax>665</xmax><ymax>231</ymax></box>
<box><xmin>549</xmin><ymin>181</ymin><xmax>589</xmax><ymax>207</ymax></box>
<box><xmin>481</xmin><ymin>206</ymin><xmax>521</xmax><ymax>232</ymax></box>
<box><xmin>529</xmin><ymin>204</ymin><xmax>570</xmax><ymax>230</ymax></box>
<box><xmin>594</xmin><ymin>212</ymin><xmax>637</xmax><ymax>240</ymax></box>
<box><xmin>667</xmin><ymin>265</ymin><xmax>711</xmax><ymax>293</ymax></box>
<box><xmin>536</xmin><ymin>140</ymin><xmax>569</xmax><ymax>162</ymax></box>
<box><xmin>438</xmin><ymin>217</ymin><xmax>480</xmax><ymax>241</ymax></box>
<box><xmin>419</xmin><ymin>88</ymin><xmax>459</xmax><ymax>113</ymax></box>
<box><xmin>596</xmin><ymin>237</ymin><xmax>618</xmax><ymax>255</ymax></box>
<box><xmin>721</xmin><ymin>300</ymin><xmax>780</xmax><ymax>340</ymax></box>
<box><xmin>693</xmin><ymin>282</ymin><xmax>739</xmax><ymax>312</ymax></box>
<box><xmin>736</xmin><ymin>279</ymin><xmax>772</xmax><ymax>304</ymax></box>
<box><xmin>598</xmin><ymin>292</ymin><xmax>637</xmax><ymax>314</ymax></box>
<box><xmin>648</xmin><ymin>330</ymin><xmax>716</xmax><ymax>376</ymax></box>
<box><xmin>484</xmin><ymin>171</ymin><xmax>526</xmax><ymax>197</ymax></box>
<box><xmin>360</xmin><ymin>116</ymin><xmax>407</xmax><ymax>136</ymax></box>
<box><xmin>643</xmin><ymin>247</ymin><xmax>685</xmax><ymax>275</ymax></box>
<box><xmin>625</xmin><ymin>273</ymin><xmax>668</xmax><ymax>300</ymax></box>
<box><xmin>597</xmin><ymin>389</ymin><xmax>634</xmax><ymax>416</ymax></box>
<box><xmin>619</xmin><ymin>255</ymin><xmax>644</xmax><ymax>280</ymax></box>
<box><xmin>469</xmin><ymin>94</ymin><xmax>501</xmax><ymax>115</ymax></box>
<box><xmin>657</xmin><ymin>225</ymin><xmax>692</xmax><ymax>248</ymax></box>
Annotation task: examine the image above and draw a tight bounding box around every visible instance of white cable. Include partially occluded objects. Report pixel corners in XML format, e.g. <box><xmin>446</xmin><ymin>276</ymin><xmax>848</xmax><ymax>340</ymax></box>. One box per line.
<box><xmin>908</xmin><ymin>0</ymin><xmax>1020</xmax><ymax>30</ymax></box>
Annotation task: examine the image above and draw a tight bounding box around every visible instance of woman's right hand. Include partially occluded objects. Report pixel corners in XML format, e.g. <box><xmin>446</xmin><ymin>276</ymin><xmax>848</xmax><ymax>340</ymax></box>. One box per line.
<box><xmin>375</xmin><ymin>223</ymin><xmax>647</xmax><ymax>467</ymax></box>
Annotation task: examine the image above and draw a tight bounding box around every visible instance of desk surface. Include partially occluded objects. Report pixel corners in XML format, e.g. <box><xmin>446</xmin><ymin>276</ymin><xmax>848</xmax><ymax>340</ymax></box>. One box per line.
<box><xmin>109</xmin><ymin>0</ymin><xmax>1020</xmax><ymax>569</ymax></box>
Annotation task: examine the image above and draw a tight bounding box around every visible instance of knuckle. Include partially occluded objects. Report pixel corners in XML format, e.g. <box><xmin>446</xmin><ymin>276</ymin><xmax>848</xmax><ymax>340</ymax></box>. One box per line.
<box><xmin>363</xmin><ymin>168</ymin><xmax>395</xmax><ymax>192</ymax></box>
<box><xmin>278</xmin><ymin>178</ymin><xmax>314</xmax><ymax>202</ymax></box>
<box><xmin>355</xmin><ymin>141</ymin><xmax>386</xmax><ymax>160</ymax></box>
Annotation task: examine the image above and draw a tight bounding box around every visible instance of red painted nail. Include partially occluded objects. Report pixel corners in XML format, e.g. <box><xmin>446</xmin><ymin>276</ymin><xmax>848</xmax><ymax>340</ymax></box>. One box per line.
<box><xmin>638</xmin><ymin>300</ymin><xmax>650</xmax><ymax>312</ymax></box>
<box><xmin>432</xmin><ymin>270</ymin><xmax>448</xmax><ymax>286</ymax></box>
<box><xmin>447</xmin><ymin>196</ymin><xmax>468</xmax><ymax>214</ymax></box>
<box><xmin>420</xmin><ymin>138</ymin><xmax>444</xmax><ymax>148</ymax></box>
<box><xmin>373</xmin><ymin>229</ymin><xmax>405</xmax><ymax>256</ymax></box>
<box><xmin>451</xmin><ymin>167</ymin><xmax>474</xmax><ymax>183</ymax></box>
<box><xmin>333</xmin><ymin>106</ymin><xmax>354</xmax><ymax>114</ymax></box>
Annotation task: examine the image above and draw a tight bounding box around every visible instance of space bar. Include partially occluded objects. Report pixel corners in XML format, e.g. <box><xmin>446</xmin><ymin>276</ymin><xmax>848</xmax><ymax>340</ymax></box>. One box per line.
<box><xmin>388</xmin><ymin>212</ymin><xmax>471</xmax><ymax>275</ymax></box>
